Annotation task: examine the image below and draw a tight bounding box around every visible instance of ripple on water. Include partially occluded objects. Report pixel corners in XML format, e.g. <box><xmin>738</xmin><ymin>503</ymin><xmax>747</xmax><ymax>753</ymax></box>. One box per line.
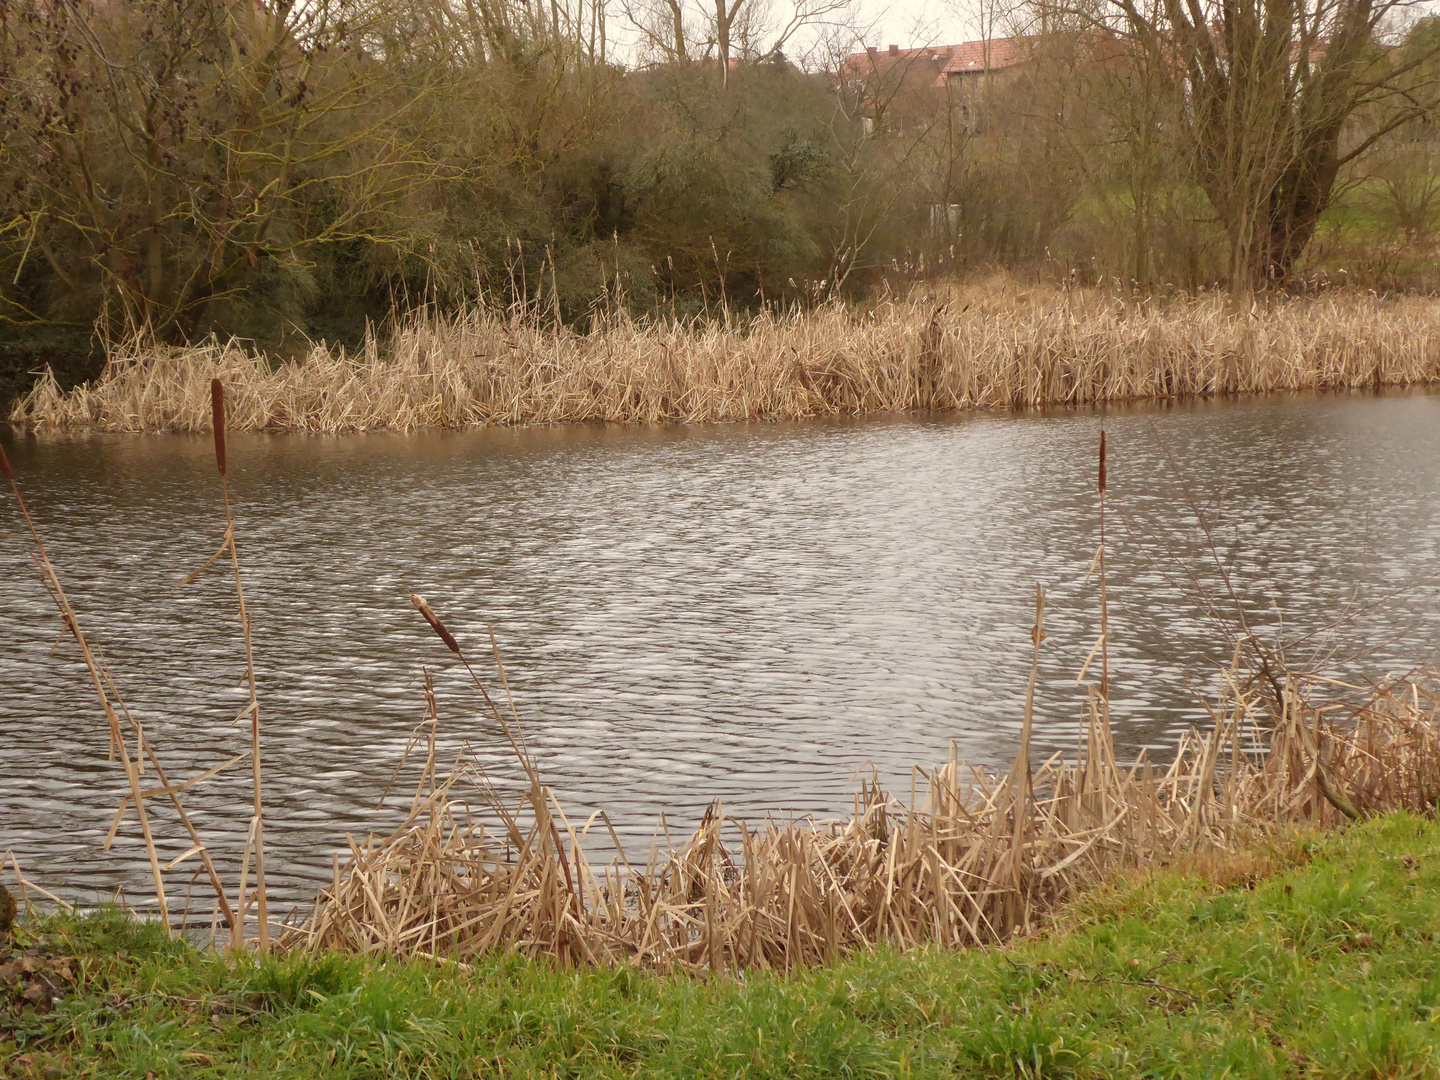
<box><xmin>2</xmin><ymin>391</ymin><xmax>1439</xmax><ymax>907</ymax></box>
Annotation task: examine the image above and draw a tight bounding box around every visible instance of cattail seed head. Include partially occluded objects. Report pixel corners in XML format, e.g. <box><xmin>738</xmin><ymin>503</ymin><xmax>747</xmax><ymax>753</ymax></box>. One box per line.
<box><xmin>0</xmin><ymin>442</ymin><xmax>11</xmax><ymax>482</ymax></box>
<box><xmin>411</xmin><ymin>594</ymin><xmax>461</xmax><ymax>655</ymax></box>
<box><xmin>211</xmin><ymin>379</ymin><xmax>227</xmax><ymax>476</ymax></box>
<box><xmin>1098</xmin><ymin>429</ymin><xmax>1107</xmax><ymax>495</ymax></box>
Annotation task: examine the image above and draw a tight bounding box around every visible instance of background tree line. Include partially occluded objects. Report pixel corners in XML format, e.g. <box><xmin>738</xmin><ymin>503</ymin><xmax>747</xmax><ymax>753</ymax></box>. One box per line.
<box><xmin>2</xmin><ymin>0</ymin><xmax>1439</xmax><ymax>387</ymax></box>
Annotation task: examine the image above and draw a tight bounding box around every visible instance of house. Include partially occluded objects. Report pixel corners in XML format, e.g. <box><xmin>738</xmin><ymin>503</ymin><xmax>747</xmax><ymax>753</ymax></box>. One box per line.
<box><xmin>838</xmin><ymin>35</ymin><xmax>1050</xmax><ymax>134</ymax></box>
<box><xmin>842</xmin><ymin>36</ymin><xmax>1043</xmax><ymax>94</ymax></box>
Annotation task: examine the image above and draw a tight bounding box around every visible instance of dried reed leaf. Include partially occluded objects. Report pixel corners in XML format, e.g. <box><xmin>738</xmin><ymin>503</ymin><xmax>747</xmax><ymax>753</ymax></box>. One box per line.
<box><xmin>292</xmin><ymin>668</ymin><xmax>1440</xmax><ymax>975</ymax></box>
<box><xmin>16</xmin><ymin>285</ymin><xmax>1440</xmax><ymax>433</ymax></box>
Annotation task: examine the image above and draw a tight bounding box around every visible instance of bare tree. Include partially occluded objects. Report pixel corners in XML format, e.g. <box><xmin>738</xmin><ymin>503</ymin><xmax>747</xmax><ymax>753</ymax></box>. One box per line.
<box><xmin>1065</xmin><ymin>0</ymin><xmax>1440</xmax><ymax>288</ymax></box>
<box><xmin>620</xmin><ymin>0</ymin><xmax>695</xmax><ymax>63</ymax></box>
<box><xmin>621</xmin><ymin>0</ymin><xmax>857</xmax><ymax>83</ymax></box>
<box><xmin>0</xmin><ymin>0</ymin><xmax>452</xmax><ymax>340</ymax></box>
<box><xmin>820</xmin><ymin>31</ymin><xmax>965</xmax><ymax>287</ymax></box>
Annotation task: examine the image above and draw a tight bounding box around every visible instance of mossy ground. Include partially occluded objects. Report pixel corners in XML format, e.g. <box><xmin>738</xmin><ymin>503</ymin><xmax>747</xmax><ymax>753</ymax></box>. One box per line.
<box><xmin>6</xmin><ymin>813</ymin><xmax>1440</xmax><ymax>1079</ymax></box>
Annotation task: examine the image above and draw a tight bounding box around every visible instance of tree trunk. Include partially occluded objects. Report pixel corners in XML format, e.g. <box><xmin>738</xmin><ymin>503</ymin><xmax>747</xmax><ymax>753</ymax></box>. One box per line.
<box><xmin>1252</xmin><ymin>128</ymin><xmax>1343</xmax><ymax>285</ymax></box>
<box><xmin>715</xmin><ymin>0</ymin><xmax>731</xmax><ymax>89</ymax></box>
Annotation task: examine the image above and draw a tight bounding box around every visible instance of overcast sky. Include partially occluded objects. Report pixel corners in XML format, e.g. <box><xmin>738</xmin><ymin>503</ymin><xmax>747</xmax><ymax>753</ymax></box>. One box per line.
<box><xmin>607</xmin><ymin>0</ymin><xmax>1024</xmax><ymax>66</ymax></box>
<box><xmin>628</xmin><ymin>0</ymin><xmax>1440</xmax><ymax>69</ymax></box>
<box><xmin>855</xmin><ymin>0</ymin><xmax>979</xmax><ymax>50</ymax></box>
<box><xmin>847</xmin><ymin>0</ymin><xmax>1440</xmax><ymax>50</ymax></box>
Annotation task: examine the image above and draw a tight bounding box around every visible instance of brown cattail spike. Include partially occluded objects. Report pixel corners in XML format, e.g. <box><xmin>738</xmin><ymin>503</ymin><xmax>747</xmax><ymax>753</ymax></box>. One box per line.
<box><xmin>211</xmin><ymin>378</ymin><xmax>227</xmax><ymax>476</ymax></box>
<box><xmin>0</xmin><ymin>442</ymin><xmax>12</xmax><ymax>482</ymax></box>
<box><xmin>411</xmin><ymin>594</ymin><xmax>461</xmax><ymax>655</ymax></box>
<box><xmin>1098</xmin><ymin>429</ymin><xmax>1107</xmax><ymax>495</ymax></box>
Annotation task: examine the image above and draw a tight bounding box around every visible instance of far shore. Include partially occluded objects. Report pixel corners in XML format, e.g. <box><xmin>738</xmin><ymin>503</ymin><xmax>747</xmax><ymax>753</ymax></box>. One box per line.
<box><xmin>11</xmin><ymin>283</ymin><xmax>1440</xmax><ymax>435</ymax></box>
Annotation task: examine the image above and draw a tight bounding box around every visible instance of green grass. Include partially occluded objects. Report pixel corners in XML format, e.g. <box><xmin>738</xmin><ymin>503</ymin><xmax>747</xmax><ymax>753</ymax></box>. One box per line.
<box><xmin>9</xmin><ymin>812</ymin><xmax>1440</xmax><ymax>1079</ymax></box>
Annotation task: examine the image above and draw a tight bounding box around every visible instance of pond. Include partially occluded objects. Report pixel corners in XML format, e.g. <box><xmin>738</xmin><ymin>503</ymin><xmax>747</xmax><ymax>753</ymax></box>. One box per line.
<box><xmin>3</xmin><ymin>390</ymin><xmax>1439</xmax><ymax>910</ymax></box>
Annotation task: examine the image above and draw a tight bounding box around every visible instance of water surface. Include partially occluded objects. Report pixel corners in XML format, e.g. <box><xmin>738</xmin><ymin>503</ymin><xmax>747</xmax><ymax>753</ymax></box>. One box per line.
<box><xmin>3</xmin><ymin>391</ymin><xmax>1438</xmax><ymax>910</ymax></box>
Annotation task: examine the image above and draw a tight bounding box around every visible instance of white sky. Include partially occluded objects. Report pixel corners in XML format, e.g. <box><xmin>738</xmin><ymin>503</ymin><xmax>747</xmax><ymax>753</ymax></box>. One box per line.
<box><xmin>622</xmin><ymin>0</ymin><xmax>1440</xmax><ymax>66</ymax></box>
<box><xmin>853</xmin><ymin>0</ymin><xmax>981</xmax><ymax>51</ymax></box>
<box><xmin>606</xmin><ymin>0</ymin><xmax>1013</xmax><ymax>67</ymax></box>
<box><xmin>848</xmin><ymin>0</ymin><xmax>1440</xmax><ymax>49</ymax></box>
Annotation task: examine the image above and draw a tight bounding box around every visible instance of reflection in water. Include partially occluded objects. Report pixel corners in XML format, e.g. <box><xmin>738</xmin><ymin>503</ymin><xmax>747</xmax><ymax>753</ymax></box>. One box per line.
<box><xmin>2</xmin><ymin>391</ymin><xmax>1439</xmax><ymax>907</ymax></box>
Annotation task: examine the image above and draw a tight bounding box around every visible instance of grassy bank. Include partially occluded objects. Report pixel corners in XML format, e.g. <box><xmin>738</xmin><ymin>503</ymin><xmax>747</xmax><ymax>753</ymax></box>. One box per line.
<box><xmin>7</xmin><ymin>813</ymin><xmax>1440</xmax><ymax>1079</ymax></box>
<box><xmin>11</xmin><ymin>283</ymin><xmax>1440</xmax><ymax>432</ymax></box>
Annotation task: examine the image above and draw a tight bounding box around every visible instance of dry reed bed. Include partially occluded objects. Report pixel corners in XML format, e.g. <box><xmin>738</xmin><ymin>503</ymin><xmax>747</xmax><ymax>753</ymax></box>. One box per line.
<box><xmin>295</xmin><ymin>661</ymin><xmax>1440</xmax><ymax>974</ymax></box>
<box><xmin>13</xmin><ymin>287</ymin><xmax>1440</xmax><ymax>432</ymax></box>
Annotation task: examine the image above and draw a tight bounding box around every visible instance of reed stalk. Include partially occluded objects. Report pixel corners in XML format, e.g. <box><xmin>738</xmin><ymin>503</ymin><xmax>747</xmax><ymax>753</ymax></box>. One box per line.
<box><xmin>292</xmin><ymin>580</ymin><xmax>1440</xmax><ymax>974</ymax></box>
<box><xmin>1098</xmin><ymin>431</ymin><xmax>1108</xmax><ymax>698</ymax></box>
<box><xmin>209</xmin><ymin>380</ymin><xmax>269</xmax><ymax>950</ymax></box>
<box><xmin>1098</xmin><ymin>428</ymin><xmax>1114</xmax><ymax>761</ymax></box>
<box><xmin>4</xmin><ymin>439</ymin><xmax>249</xmax><ymax>936</ymax></box>
<box><xmin>1</xmin><ymin>444</ymin><xmax>172</xmax><ymax>933</ymax></box>
<box><xmin>12</xmin><ymin>283</ymin><xmax>1440</xmax><ymax>433</ymax></box>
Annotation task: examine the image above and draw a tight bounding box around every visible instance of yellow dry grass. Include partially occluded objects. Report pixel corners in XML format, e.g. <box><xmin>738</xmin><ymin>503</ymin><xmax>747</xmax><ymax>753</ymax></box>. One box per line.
<box><xmin>292</xmin><ymin>597</ymin><xmax>1440</xmax><ymax>974</ymax></box>
<box><xmin>13</xmin><ymin>283</ymin><xmax>1440</xmax><ymax>432</ymax></box>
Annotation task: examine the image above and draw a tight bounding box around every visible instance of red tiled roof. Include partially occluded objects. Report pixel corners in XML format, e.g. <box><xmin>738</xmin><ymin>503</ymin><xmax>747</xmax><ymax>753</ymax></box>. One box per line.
<box><xmin>842</xmin><ymin>36</ymin><xmax>1042</xmax><ymax>86</ymax></box>
<box><xmin>843</xmin><ymin>31</ymin><xmax>1328</xmax><ymax>89</ymax></box>
<box><xmin>938</xmin><ymin>36</ymin><xmax>1042</xmax><ymax>76</ymax></box>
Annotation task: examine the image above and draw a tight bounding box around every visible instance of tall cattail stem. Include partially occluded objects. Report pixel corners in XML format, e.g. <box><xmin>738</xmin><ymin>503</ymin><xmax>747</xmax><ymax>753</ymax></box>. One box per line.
<box><xmin>409</xmin><ymin>595</ymin><xmax>535</xmax><ymax>779</ymax></box>
<box><xmin>1</xmin><ymin>446</ymin><xmax>172</xmax><ymax>932</ymax></box>
<box><xmin>212</xmin><ymin>380</ymin><xmax>267</xmax><ymax>950</ymax></box>
<box><xmin>1098</xmin><ymin>428</ymin><xmax>1113</xmax><ymax>753</ymax></box>
<box><xmin>408</xmin><ymin>594</ymin><xmax>575</xmax><ymax>902</ymax></box>
<box><xmin>211</xmin><ymin>378</ymin><xmax>227</xmax><ymax>476</ymax></box>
